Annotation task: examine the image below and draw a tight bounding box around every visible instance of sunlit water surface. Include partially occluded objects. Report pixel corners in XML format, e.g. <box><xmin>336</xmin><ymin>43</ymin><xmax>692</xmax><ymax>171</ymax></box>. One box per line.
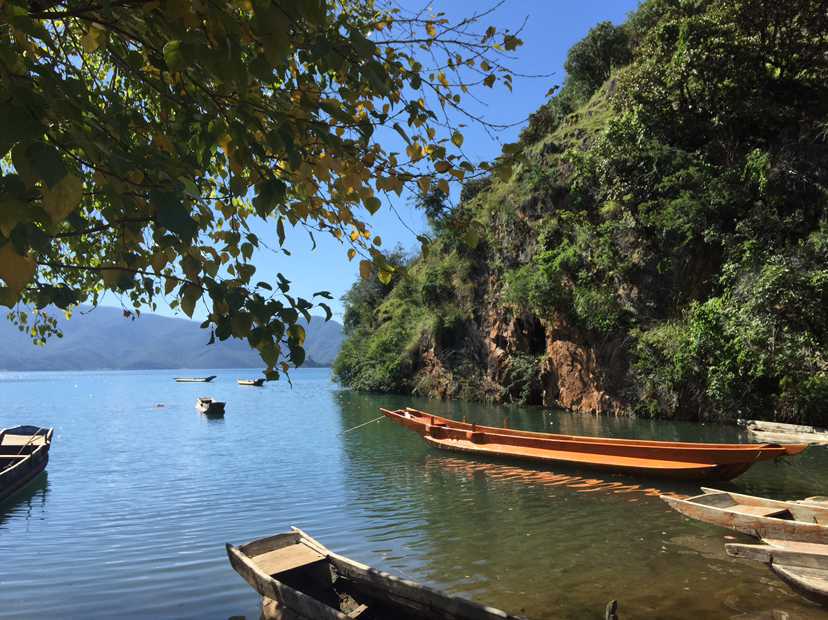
<box><xmin>1</xmin><ymin>368</ymin><xmax>827</xmax><ymax>619</ymax></box>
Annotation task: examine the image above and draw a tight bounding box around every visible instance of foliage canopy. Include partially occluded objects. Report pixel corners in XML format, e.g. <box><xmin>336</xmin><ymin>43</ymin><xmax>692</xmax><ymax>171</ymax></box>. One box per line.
<box><xmin>0</xmin><ymin>0</ymin><xmax>520</xmax><ymax>376</ymax></box>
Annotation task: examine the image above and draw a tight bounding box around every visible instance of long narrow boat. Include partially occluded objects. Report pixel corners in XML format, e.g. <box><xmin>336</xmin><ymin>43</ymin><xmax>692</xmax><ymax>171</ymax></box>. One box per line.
<box><xmin>726</xmin><ymin>541</ymin><xmax>828</xmax><ymax>606</ymax></box>
<box><xmin>661</xmin><ymin>488</ymin><xmax>828</xmax><ymax>543</ymax></box>
<box><xmin>738</xmin><ymin>419</ymin><xmax>828</xmax><ymax>445</ymax></box>
<box><xmin>196</xmin><ymin>397</ymin><xmax>225</xmax><ymax>417</ymax></box>
<box><xmin>175</xmin><ymin>375</ymin><xmax>216</xmax><ymax>383</ymax></box>
<box><xmin>0</xmin><ymin>426</ymin><xmax>53</xmax><ymax>502</ymax></box>
<box><xmin>237</xmin><ymin>378</ymin><xmax>265</xmax><ymax>387</ymax></box>
<box><xmin>227</xmin><ymin>527</ymin><xmax>526</xmax><ymax>619</ymax></box>
<box><xmin>379</xmin><ymin>408</ymin><xmax>807</xmax><ymax>481</ymax></box>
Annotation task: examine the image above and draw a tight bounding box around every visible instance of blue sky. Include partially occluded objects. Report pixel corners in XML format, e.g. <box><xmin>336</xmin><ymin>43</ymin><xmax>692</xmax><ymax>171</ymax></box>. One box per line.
<box><xmin>110</xmin><ymin>1</ymin><xmax>640</xmax><ymax>322</ymax></box>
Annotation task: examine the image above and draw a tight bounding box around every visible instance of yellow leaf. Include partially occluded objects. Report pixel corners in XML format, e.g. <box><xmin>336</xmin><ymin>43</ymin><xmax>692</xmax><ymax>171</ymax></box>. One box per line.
<box><xmin>451</xmin><ymin>131</ymin><xmax>464</xmax><ymax>147</ymax></box>
<box><xmin>350</xmin><ymin>230</ymin><xmax>360</xmax><ymax>242</ymax></box>
<box><xmin>378</xmin><ymin>268</ymin><xmax>393</xmax><ymax>285</ymax></box>
<box><xmin>372</xmin><ymin>236</ymin><xmax>382</xmax><ymax>246</ymax></box>
<box><xmin>347</xmin><ymin>248</ymin><xmax>356</xmax><ymax>261</ymax></box>
<box><xmin>417</xmin><ymin>176</ymin><xmax>431</xmax><ymax>193</ymax></box>
<box><xmin>437</xmin><ymin>179</ymin><xmax>449</xmax><ymax>194</ymax></box>
<box><xmin>81</xmin><ymin>26</ymin><xmax>105</xmax><ymax>53</ymax></box>
<box><xmin>434</xmin><ymin>161</ymin><xmax>451</xmax><ymax>173</ymax></box>
<box><xmin>438</xmin><ymin>71</ymin><xmax>448</xmax><ymax>87</ymax></box>
<box><xmin>359</xmin><ymin>260</ymin><xmax>372</xmax><ymax>280</ymax></box>
<box><xmin>426</xmin><ymin>22</ymin><xmax>436</xmax><ymax>37</ymax></box>
<box><xmin>43</xmin><ymin>174</ymin><xmax>83</xmax><ymax>223</ymax></box>
<box><xmin>150</xmin><ymin>252</ymin><xmax>166</xmax><ymax>273</ymax></box>
<box><xmin>0</xmin><ymin>243</ymin><xmax>35</xmax><ymax>298</ymax></box>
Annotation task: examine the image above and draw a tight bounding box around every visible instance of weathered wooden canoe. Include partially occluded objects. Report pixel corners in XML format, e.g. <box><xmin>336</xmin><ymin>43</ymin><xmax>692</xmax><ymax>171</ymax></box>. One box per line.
<box><xmin>196</xmin><ymin>397</ymin><xmax>225</xmax><ymax>417</ymax></box>
<box><xmin>0</xmin><ymin>426</ymin><xmax>53</xmax><ymax>503</ymax></box>
<box><xmin>379</xmin><ymin>408</ymin><xmax>807</xmax><ymax>481</ymax></box>
<box><xmin>237</xmin><ymin>378</ymin><xmax>265</xmax><ymax>387</ymax></box>
<box><xmin>175</xmin><ymin>375</ymin><xmax>216</xmax><ymax>383</ymax></box>
<box><xmin>661</xmin><ymin>488</ymin><xmax>828</xmax><ymax>543</ymax></box>
<box><xmin>738</xmin><ymin>419</ymin><xmax>828</xmax><ymax>445</ymax></box>
<box><xmin>227</xmin><ymin>527</ymin><xmax>526</xmax><ymax>619</ymax></box>
<box><xmin>726</xmin><ymin>541</ymin><xmax>828</xmax><ymax>606</ymax></box>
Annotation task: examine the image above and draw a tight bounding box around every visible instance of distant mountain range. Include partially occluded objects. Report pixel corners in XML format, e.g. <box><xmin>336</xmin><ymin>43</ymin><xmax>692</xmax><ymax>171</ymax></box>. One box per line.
<box><xmin>0</xmin><ymin>306</ymin><xmax>343</xmax><ymax>371</ymax></box>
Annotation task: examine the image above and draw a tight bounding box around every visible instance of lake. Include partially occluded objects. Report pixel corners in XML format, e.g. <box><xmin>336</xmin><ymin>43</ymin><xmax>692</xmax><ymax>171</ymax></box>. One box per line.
<box><xmin>1</xmin><ymin>368</ymin><xmax>827</xmax><ymax>619</ymax></box>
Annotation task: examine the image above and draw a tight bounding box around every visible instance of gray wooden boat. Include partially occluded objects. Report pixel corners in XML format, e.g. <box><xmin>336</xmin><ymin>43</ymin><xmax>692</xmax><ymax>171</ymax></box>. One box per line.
<box><xmin>237</xmin><ymin>378</ymin><xmax>265</xmax><ymax>387</ymax></box>
<box><xmin>196</xmin><ymin>397</ymin><xmax>225</xmax><ymax>417</ymax></box>
<box><xmin>661</xmin><ymin>488</ymin><xmax>828</xmax><ymax>543</ymax></box>
<box><xmin>175</xmin><ymin>375</ymin><xmax>216</xmax><ymax>383</ymax></box>
<box><xmin>726</xmin><ymin>540</ymin><xmax>828</xmax><ymax>606</ymax></box>
<box><xmin>226</xmin><ymin>527</ymin><xmax>526</xmax><ymax>619</ymax></box>
<box><xmin>0</xmin><ymin>426</ymin><xmax>53</xmax><ymax>502</ymax></box>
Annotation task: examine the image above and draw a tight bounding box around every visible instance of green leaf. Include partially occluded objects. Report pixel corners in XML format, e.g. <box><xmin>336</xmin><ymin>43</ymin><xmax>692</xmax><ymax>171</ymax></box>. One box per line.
<box><xmin>0</xmin><ymin>243</ymin><xmax>36</xmax><ymax>299</ymax></box>
<box><xmin>163</xmin><ymin>40</ymin><xmax>186</xmax><ymax>72</ymax></box>
<box><xmin>0</xmin><ymin>103</ymin><xmax>43</xmax><ymax>157</ymax></box>
<box><xmin>451</xmin><ymin>131</ymin><xmax>464</xmax><ymax>147</ymax></box>
<box><xmin>43</xmin><ymin>174</ymin><xmax>83</xmax><ymax>223</ymax></box>
<box><xmin>152</xmin><ymin>191</ymin><xmax>197</xmax><ymax>239</ymax></box>
<box><xmin>180</xmin><ymin>284</ymin><xmax>200</xmax><ymax>317</ymax></box>
<box><xmin>364</xmin><ymin>196</ymin><xmax>381</xmax><ymax>214</ymax></box>
<box><xmin>27</xmin><ymin>142</ymin><xmax>67</xmax><ymax>188</ymax></box>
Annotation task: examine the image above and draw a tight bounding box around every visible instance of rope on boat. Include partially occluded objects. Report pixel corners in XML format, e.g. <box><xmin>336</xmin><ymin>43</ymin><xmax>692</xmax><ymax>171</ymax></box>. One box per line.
<box><xmin>339</xmin><ymin>415</ymin><xmax>386</xmax><ymax>435</ymax></box>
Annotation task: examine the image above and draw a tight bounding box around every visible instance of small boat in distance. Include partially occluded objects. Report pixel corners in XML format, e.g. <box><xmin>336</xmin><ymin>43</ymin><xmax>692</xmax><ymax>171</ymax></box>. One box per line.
<box><xmin>379</xmin><ymin>408</ymin><xmax>807</xmax><ymax>481</ymax></box>
<box><xmin>661</xmin><ymin>488</ymin><xmax>828</xmax><ymax>543</ymax></box>
<box><xmin>227</xmin><ymin>527</ymin><xmax>526</xmax><ymax>619</ymax></box>
<box><xmin>0</xmin><ymin>426</ymin><xmax>54</xmax><ymax>502</ymax></box>
<box><xmin>726</xmin><ymin>541</ymin><xmax>828</xmax><ymax>606</ymax></box>
<box><xmin>175</xmin><ymin>375</ymin><xmax>216</xmax><ymax>383</ymax></box>
<box><xmin>237</xmin><ymin>378</ymin><xmax>265</xmax><ymax>387</ymax></box>
<box><xmin>196</xmin><ymin>397</ymin><xmax>225</xmax><ymax>417</ymax></box>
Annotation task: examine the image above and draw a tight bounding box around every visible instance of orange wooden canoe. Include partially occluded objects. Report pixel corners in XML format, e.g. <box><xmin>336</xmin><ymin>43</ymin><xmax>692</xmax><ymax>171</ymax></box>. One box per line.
<box><xmin>379</xmin><ymin>407</ymin><xmax>807</xmax><ymax>481</ymax></box>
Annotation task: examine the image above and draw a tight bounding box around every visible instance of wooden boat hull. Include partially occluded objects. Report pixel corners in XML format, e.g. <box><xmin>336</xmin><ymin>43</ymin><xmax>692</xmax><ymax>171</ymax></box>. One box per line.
<box><xmin>0</xmin><ymin>426</ymin><xmax>53</xmax><ymax>503</ymax></box>
<box><xmin>662</xmin><ymin>489</ymin><xmax>828</xmax><ymax>543</ymax></box>
<box><xmin>380</xmin><ymin>408</ymin><xmax>806</xmax><ymax>481</ymax></box>
<box><xmin>726</xmin><ymin>542</ymin><xmax>828</xmax><ymax>606</ymax></box>
<box><xmin>227</xmin><ymin>528</ymin><xmax>524</xmax><ymax>619</ymax></box>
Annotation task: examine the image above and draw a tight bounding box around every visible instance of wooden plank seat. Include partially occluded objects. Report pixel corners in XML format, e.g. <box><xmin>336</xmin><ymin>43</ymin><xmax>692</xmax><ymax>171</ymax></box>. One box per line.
<box><xmin>252</xmin><ymin>543</ymin><xmax>326</xmax><ymax>576</ymax></box>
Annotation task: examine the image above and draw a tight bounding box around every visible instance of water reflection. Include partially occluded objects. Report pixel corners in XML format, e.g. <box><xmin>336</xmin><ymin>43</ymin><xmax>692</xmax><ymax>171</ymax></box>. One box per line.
<box><xmin>0</xmin><ymin>471</ymin><xmax>49</xmax><ymax>528</ymax></box>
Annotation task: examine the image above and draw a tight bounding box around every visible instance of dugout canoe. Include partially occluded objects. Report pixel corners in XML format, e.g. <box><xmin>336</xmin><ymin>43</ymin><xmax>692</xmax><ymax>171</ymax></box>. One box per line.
<box><xmin>379</xmin><ymin>408</ymin><xmax>806</xmax><ymax>481</ymax></box>
<box><xmin>237</xmin><ymin>378</ymin><xmax>265</xmax><ymax>386</ymax></box>
<box><xmin>661</xmin><ymin>488</ymin><xmax>828</xmax><ymax>543</ymax></box>
<box><xmin>0</xmin><ymin>426</ymin><xmax>53</xmax><ymax>502</ymax></box>
<box><xmin>227</xmin><ymin>527</ymin><xmax>525</xmax><ymax>619</ymax></box>
<box><xmin>196</xmin><ymin>397</ymin><xmax>225</xmax><ymax>417</ymax></box>
<box><xmin>726</xmin><ymin>541</ymin><xmax>828</xmax><ymax>606</ymax></box>
<box><xmin>175</xmin><ymin>375</ymin><xmax>216</xmax><ymax>383</ymax></box>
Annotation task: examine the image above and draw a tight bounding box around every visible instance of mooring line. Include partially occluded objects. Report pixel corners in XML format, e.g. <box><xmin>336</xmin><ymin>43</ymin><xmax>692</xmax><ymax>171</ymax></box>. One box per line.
<box><xmin>339</xmin><ymin>414</ymin><xmax>386</xmax><ymax>435</ymax></box>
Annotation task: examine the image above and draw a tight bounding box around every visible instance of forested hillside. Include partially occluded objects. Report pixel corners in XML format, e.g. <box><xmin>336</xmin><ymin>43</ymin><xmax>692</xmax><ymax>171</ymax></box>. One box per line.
<box><xmin>334</xmin><ymin>0</ymin><xmax>828</xmax><ymax>424</ymax></box>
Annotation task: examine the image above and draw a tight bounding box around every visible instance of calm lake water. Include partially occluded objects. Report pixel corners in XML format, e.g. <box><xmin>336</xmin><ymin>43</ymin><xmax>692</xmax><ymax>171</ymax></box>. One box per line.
<box><xmin>1</xmin><ymin>368</ymin><xmax>827</xmax><ymax>619</ymax></box>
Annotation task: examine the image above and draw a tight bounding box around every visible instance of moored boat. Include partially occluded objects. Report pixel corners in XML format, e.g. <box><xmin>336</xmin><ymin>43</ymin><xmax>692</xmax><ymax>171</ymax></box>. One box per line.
<box><xmin>738</xmin><ymin>419</ymin><xmax>828</xmax><ymax>445</ymax></box>
<box><xmin>196</xmin><ymin>397</ymin><xmax>225</xmax><ymax>417</ymax></box>
<box><xmin>379</xmin><ymin>408</ymin><xmax>807</xmax><ymax>481</ymax></box>
<box><xmin>175</xmin><ymin>375</ymin><xmax>216</xmax><ymax>383</ymax></box>
<box><xmin>237</xmin><ymin>378</ymin><xmax>265</xmax><ymax>387</ymax></box>
<box><xmin>226</xmin><ymin>527</ymin><xmax>526</xmax><ymax>619</ymax></box>
<box><xmin>0</xmin><ymin>426</ymin><xmax>54</xmax><ymax>502</ymax></box>
<box><xmin>726</xmin><ymin>541</ymin><xmax>828</xmax><ymax>606</ymax></box>
<box><xmin>661</xmin><ymin>488</ymin><xmax>828</xmax><ymax>543</ymax></box>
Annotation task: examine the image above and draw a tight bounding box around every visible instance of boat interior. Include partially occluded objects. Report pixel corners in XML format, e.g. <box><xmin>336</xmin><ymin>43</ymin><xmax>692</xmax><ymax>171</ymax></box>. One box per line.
<box><xmin>691</xmin><ymin>491</ymin><xmax>828</xmax><ymax>524</ymax></box>
<box><xmin>238</xmin><ymin>534</ymin><xmax>446</xmax><ymax>620</ymax></box>
<box><xmin>0</xmin><ymin>428</ymin><xmax>50</xmax><ymax>471</ymax></box>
